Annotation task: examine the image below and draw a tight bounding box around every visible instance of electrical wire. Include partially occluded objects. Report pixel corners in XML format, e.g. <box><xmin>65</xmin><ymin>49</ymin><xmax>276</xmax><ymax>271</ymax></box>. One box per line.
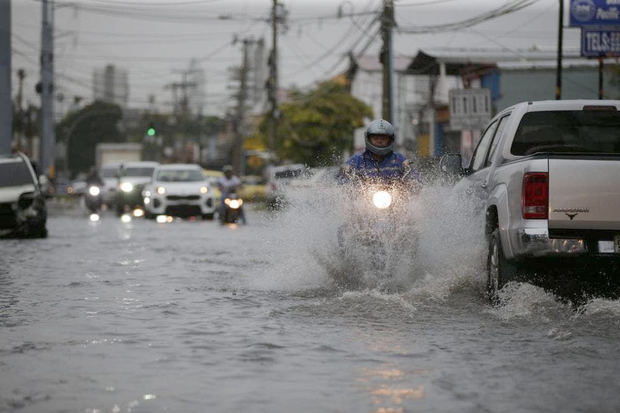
<box><xmin>398</xmin><ymin>0</ymin><xmax>541</xmax><ymax>34</ymax></box>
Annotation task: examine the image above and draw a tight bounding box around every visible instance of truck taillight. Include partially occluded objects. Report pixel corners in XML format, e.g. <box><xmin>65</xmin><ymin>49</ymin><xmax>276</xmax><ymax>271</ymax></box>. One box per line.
<box><xmin>522</xmin><ymin>172</ymin><xmax>548</xmax><ymax>219</ymax></box>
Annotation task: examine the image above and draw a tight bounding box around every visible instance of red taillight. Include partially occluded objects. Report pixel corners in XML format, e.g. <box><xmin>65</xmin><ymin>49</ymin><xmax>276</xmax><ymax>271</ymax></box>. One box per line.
<box><xmin>522</xmin><ymin>172</ymin><xmax>548</xmax><ymax>219</ymax></box>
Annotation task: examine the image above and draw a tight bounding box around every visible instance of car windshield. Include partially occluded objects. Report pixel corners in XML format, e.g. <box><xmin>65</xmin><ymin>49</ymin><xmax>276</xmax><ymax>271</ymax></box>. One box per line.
<box><xmin>156</xmin><ymin>169</ymin><xmax>204</xmax><ymax>182</ymax></box>
<box><xmin>101</xmin><ymin>167</ymin><xmax>118</xmax><ymax>178</ymax></box>
<box><xmin>0</xmin><ymin>161</ymin><xmax>33</xmax><ymax>187</ymax></box>
<box><xmin>511</xmin><ymin>110</ymin><xmax>620</xmax><ymax>155</ymax></box>
<box><xmin>123</xmin><ymin>167</ymin><xmax>155</xmax><ymax>177</ymax></box>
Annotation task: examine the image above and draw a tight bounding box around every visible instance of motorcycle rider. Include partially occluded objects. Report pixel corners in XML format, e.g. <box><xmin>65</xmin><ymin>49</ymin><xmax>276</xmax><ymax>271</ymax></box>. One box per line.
<box><xmin>86</xmin><ymin>166</ymin><xmax>105</xmax><ymax>187</ymax></box>
<box><xmin>339</xmin><ymin>119</ymin><xmax>422</xmax><ymax>187</ymax></box>
<box><xmin>217</xmin><ymin>165</ymin><xmax>246</xmax><ymax>224</ymax></box>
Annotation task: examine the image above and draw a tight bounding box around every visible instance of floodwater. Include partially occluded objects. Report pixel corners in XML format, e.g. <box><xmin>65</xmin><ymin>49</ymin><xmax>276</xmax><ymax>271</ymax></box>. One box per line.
<box><xmin>1</xmin><ymin>186</ymin><xmax>619</xmax><ymax>413</ymax></box>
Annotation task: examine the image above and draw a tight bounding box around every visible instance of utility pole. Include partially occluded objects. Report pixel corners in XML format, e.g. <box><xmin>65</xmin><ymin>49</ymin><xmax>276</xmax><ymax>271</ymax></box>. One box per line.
<box><xmin>267</xmin><ymin>0</ymin><xmax>281</xmax><ymax>155</ymax></box>
<box><xmin>381</xmin><ymin>0</ymin><xmax>395</xmax><ymax>124</ymax></box>
<box><xmin>0</xmin><ymin>0</ymin><xmax>11</xmax><ymax>154</ymax></box>
<box><xmin>555</xmin><ymin>0</ymin><xmax>563</xmax><ymax>100</ymax></box>
<box><xmin>165</xmin><ymin>78</ymin><xmax>197</xmax><ymax>115</ymax></box>
<box><xmin>40</xmin><ymin>0</ymin><xmax>56</xmax><ymax>178</ymax></box>
<box><xmin>232</xmin><ymin>39</ymin><xmax>251</xmax><ymax>176</ymax></box>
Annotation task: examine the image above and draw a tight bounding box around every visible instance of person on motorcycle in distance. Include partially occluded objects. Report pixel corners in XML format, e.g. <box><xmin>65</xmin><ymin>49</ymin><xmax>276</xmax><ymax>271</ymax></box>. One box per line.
<box><xmin>339</xmin><ymin>119</ymin><xmax>422</xmax><ymax>188</ymax></box>
<box><xmin>217</xmin><ymin>165</ymin><xmax>247</xmax><ymax>224</ymax></box>
<box><xmin>86</xmin><ymin>166</ymin><xmax>105</xmax><ymax>187</ymax></box>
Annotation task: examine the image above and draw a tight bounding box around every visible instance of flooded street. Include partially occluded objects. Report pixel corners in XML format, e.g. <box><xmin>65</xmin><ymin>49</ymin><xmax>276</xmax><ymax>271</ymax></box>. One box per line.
<box><xmin>2</xmin><ymin>197</ymin><xmax>620</xmax><ymax>413</ymax></box>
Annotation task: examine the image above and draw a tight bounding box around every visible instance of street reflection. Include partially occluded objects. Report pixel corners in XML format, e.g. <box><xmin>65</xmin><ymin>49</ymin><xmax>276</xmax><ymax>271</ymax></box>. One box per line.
<box><xmin>358</xmin><ymin>366</ymin><xmax>426</xmax><ymax>412</ymax></box>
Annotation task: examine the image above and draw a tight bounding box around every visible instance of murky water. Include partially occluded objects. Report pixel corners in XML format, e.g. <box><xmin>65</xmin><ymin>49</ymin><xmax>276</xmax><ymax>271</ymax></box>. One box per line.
<box><xmin>1</xmin><ymin>188</ymin><xmax>620</xmax><ymax>412</ymax></box>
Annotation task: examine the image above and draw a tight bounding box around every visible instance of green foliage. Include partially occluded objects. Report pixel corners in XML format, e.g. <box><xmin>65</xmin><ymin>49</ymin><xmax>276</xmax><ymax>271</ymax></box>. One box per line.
<box><xmin>259</xmin><ymin>80</ymin><xmax>372</xmax><ymax>166</ymax></box>
<box><xmin>56</xmin><ymin>100</ymin><xmax>123</xmax><ymax>176</ymax></box>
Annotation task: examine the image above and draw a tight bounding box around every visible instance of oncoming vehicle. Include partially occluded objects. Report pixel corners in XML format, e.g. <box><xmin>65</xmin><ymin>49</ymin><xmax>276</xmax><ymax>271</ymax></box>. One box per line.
<box><xmin>0</xmin><ymin>152</ymin><xmax>47</xmax><ymax>238</ymax></box>
<box><xmin>336</xmin><ymin>176</ymin><xmax>417</xmax><ymax>288</ymax></box>
<box><xmin>143</xmin><ymin>164</ymin><xmax>217</xmax><ymax>219</ymax></box>
<box><xmin>99</xmin><ymin>162</ymin><xmax>120</xmax><ymax>207</ymax></box>
<box><xmin>115</xmin><ymin>161</ymin><xmax>158</xmax><ymax>216</ymax></box>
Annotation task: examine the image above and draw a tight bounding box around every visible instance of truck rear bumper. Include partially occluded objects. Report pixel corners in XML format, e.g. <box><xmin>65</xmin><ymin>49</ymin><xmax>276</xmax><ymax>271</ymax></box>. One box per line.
<box><xmin>513</xmin><ymin>228</ymin><xmax>587</xmax><ymax>257</ymax></box>
<box><xmin>512</xmin><ymin>228</ymin><xmax>620</xmax><ymax>259</ymax></box>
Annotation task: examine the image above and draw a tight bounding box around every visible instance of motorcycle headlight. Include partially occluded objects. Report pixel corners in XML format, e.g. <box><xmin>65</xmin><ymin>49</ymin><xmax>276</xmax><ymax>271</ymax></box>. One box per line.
<box><xmin>120</xmin><ymin>182</ymin><xmax>134</xmax><ymax>193</ymax></box>
<box><xmin>156</xmin><ymin>186</ymin><xmax>166</xmax><ymax>195</ymax></box>
<box><xmin>200</xmin><ymin>186</ymin><xmax>208</xmax><ymax>194</ymax></box>
<box><xmin>88</xmin><ymin>186</ymin><xmax>101</xmax><ymax>196</ymax></box>
<box><xmin>372</xmin><ymin>191</ymin><xmax>392</xmax><ymax>209</ymax></box>
<box><xmin>225</xmin><ymin>198</ymin><xmax>243</xmax><ymax>209</ymax></box>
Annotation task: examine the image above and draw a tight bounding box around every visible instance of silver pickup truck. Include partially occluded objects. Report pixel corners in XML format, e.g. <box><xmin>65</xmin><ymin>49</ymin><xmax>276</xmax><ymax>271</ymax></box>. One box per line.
<box><xmin>440</xmin><ymin>100</ymin><xmax>620</xmax><ymax>299</ymax></box>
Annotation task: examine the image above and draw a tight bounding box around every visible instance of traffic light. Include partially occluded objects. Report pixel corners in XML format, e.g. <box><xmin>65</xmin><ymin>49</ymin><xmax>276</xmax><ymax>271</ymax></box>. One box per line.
<box><xmin>147</xmin><ymin>122</ymin><xmax>156</xmax><ymax>137</ymax></box>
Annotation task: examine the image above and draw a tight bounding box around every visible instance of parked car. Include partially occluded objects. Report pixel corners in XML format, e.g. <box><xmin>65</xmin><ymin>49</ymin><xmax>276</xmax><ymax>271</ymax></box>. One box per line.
<box><xmin>440</xmin><ymin>99</ymin><xmax>620</xmax><ymax>300</ymax></box>
<box><xmin>115</xmin><ymin>161</ymin><xmax>159</xmax><ymax>215</ymax></box>
<box><xmin>0</xmin><ymin>152</ymin><xmax>47</xmax><ymax>238</ymax></box>
<box><xmin>143</xmin><ymin>164</ymin><xmax>217</xmax><ymax>219</ymax></box>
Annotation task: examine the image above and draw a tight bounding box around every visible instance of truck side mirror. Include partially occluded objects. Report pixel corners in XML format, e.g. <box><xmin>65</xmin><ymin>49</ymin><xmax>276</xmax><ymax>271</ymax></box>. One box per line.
<box><xmin>439</xmin><ymin>153</ymin><xmax>464</xmax><ymax>177</ymax></box>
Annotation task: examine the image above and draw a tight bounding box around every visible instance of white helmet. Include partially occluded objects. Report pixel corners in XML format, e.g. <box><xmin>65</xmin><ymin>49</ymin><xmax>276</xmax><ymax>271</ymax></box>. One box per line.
<box><xmin>365</xmin><ymin>119</ymin><xmax>395</xmax><ymax>156</ymax></box>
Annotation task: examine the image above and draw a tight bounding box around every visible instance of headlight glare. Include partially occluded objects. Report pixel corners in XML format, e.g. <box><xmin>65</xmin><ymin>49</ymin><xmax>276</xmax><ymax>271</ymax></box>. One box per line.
<box><xmin>372</xmin><ymin>191</ymin><xmax>392</xmax><ymax>209</ymax></box>
<box><xmin>156</xmin><ymin>186</ymin><xmax>166</xmax><ymax>195</ymax></box>
<box><xmin>120</xmin><ymin>182</ymin><xmax>134</xmax><ymax>193</ymax></box>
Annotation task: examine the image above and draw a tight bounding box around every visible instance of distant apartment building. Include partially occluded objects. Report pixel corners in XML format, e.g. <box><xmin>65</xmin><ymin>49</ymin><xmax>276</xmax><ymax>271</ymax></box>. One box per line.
<box><xmin>93</xmin><ymin>64</ymin><xmax>129</xmax><ymax>109</ymax></box>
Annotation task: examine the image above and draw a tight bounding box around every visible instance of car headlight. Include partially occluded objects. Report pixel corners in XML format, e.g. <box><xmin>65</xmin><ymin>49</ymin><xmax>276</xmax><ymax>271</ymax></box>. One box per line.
<box><xmin>120</xmin><ymin>182</ymin><xmax>134</xmax><ymax>193</ymax></box>
<box><xmin>157</xmin><ymin>186</ymin><xmax>166</xmax><ymax>195</ymax></box>
<box><xmin>88</xmin><ymin>186</ymin><xmax>101</xmax><ymax>196</ymax></box>
<box><xmin>200</xmin><ymin>186</ymin><xmax>208</xmax><ymax>194</ymax></box>
<box><xmin>372</xmin><ymin>191</ymin><xmax>392</xmax><ymax>209</ymax></box>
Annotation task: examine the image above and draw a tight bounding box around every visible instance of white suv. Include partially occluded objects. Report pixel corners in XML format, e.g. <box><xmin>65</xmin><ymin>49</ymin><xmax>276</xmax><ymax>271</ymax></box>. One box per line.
<box><xmin>142</xmin><ymin>164</ymin><xmax>217</xmax><ymax>219</ymax></box>
<box><xmin>0</xmin><ymin>152</ymin><xmax>47</xmax><ymax>238</ymax></box>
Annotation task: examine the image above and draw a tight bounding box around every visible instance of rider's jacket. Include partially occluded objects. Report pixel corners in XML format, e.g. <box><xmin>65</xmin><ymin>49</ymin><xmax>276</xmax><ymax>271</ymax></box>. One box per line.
<box><xmin>340</xmin><ymin>150</ymin><xmax>422</xmax><ymax>184</ymax></box>
<box><xmin>217</xmin><ymin>175</ymin><xmax>241</xmax><ymax>196</ymax></box>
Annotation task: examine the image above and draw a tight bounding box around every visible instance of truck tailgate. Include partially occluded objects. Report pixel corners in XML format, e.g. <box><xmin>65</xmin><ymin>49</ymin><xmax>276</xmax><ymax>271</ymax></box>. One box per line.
<box><xmin>548</xmin><ymin>157</ymin><xmax>620</xmax><ymax>230</ymax></box>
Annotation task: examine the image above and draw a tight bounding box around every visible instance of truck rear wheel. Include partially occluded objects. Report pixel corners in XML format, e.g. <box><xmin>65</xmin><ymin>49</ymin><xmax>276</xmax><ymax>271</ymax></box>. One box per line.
<box><xmin>487</xmin><ymin>228</ymin><xmax>518</xmax><ymax>303</ymax></box>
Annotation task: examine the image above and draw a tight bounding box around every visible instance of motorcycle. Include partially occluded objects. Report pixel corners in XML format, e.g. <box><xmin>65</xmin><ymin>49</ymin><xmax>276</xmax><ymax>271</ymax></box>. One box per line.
<box><xmin>220</xmin><ymin>192</ymin><xmax>244</xmax><ymax>224</ymax></box>
<box><xmin>85</xmin><ymin>184</ymin><xmax>103</xmax><ymax>215</ymax></box>
<box><xmin>335</xmin><ymin>178</ymin><xmax>417</xmax><ymax>288</ymax></box>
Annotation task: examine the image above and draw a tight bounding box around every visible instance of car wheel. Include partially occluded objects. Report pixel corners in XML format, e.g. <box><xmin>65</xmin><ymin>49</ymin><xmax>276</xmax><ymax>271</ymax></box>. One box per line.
<box><xmin>202</xmin><ymin>213</ymin><xmax>214</xmax><ymax>221</ymax></box>
<box><xmin>487</xmin><ymin>228</ymin><xmax>518</xmax><ymax>303</ymax></box>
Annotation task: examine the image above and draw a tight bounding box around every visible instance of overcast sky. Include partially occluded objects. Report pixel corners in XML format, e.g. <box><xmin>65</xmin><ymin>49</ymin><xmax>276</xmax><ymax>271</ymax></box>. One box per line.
<box><xmin>10</xmin><ymin>0</ymin><xmax>585</xmax><ymax>116</ymax></box>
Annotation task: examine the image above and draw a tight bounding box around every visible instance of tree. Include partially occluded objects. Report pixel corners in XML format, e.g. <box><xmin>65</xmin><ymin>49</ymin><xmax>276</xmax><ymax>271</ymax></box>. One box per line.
<box><xmin>56</xmin><ymin>100</ymin><xmax>123</xmax><ymax>176</ymax></box>
<box><xmin>257</xmin><ymin>80</ymin><xmax>373</xmax><ymax>166</ymax></box>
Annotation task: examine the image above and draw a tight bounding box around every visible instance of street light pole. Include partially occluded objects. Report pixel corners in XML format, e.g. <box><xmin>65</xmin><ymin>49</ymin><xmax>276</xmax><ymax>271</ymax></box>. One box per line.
<box><xmin>381</xmin><ymin>0</ymin><xmax>395</xmax><ymax>123</ymax></box>
<box><xmin>40</xmin><ymin>0</ymin><xmax>56</xmax><ymax>177</ymax></box>
<box><xmin>555</xmin><ymin>0</ymin><xmax>563</xmax><ymax>100</ymax></box>
<box><xmin>0</xmin><ymin>0</ymin><xmax>11</xmax><ymax>154</ymax></box>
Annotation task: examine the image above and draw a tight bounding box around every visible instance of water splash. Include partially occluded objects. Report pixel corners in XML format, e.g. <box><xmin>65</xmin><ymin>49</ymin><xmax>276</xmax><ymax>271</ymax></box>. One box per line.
<box><xmin>252</xmin><ymin>177</ymin><xmax>487</xmax><ymax>298</ymax></box>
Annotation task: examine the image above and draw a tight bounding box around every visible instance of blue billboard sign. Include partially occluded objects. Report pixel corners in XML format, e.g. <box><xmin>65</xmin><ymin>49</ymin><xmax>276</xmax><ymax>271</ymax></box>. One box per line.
<box><xmin>570</xmin><ymin>0</ymin><xmax>620</xmax><ymax>27</ymax></box>
<box><xmin>581</xmin><ymin>28</ymin><xmax>620</xmax><ymax>56</ymax></box>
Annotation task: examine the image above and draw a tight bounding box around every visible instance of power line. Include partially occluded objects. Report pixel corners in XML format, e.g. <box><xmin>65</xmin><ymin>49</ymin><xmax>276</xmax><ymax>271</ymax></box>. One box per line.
<box><xmin>397</xmin><ymin>0</ymin><xmax>541</xmax><ymax>34</ymax></box>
